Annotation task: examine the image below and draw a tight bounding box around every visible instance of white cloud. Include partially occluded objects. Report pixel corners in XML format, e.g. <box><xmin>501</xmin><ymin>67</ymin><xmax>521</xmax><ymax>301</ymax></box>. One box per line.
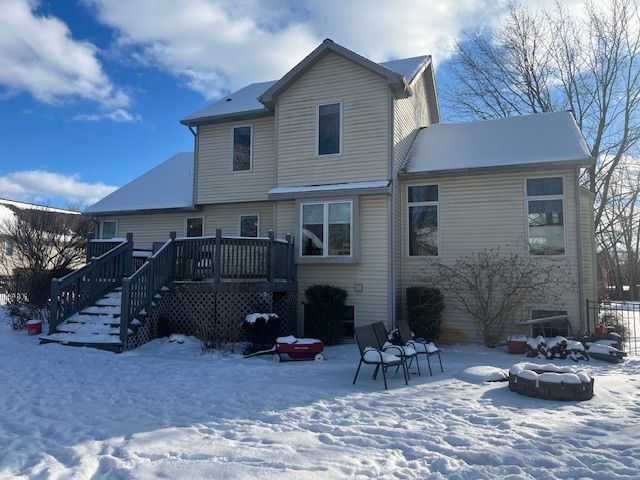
<box><xmin>73</xmin><ymin>109</ymin><xmax>142</xmax><ymax>123</ymax></box>
<box><xmin>0</xmin><ymin>0</ymin><xmax>130</xmax><ymax>109</ymax></box>
<box><xmin>0</xmin><ymin>170</ymin><xmax>118</xmax><ymax>206</ymax></box>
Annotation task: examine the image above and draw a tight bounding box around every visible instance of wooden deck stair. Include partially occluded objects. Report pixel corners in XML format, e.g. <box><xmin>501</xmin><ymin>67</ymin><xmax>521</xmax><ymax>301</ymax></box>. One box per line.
<box><xmin>40</xmin><ymin>288</ymin><xmax>151</xmax><ymax>352</ymax></box>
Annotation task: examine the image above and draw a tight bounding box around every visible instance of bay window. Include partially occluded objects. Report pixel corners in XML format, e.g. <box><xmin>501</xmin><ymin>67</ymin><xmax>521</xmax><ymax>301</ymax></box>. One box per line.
<box><xmin>301</xmin><ymin>200</ymin><xmax>352</xmax><ymax>257</ymax></box>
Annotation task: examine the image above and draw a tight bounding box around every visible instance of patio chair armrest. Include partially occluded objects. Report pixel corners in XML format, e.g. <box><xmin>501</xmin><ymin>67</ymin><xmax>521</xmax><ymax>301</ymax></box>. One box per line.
<box><xmin>383</xmin><ymin>344</ymin><xmax>407</xmax><ymax>357</ymax></box>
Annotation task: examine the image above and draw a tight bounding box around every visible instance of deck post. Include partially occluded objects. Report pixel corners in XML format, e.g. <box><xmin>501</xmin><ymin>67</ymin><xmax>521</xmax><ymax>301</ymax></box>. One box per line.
<box><xmin>285</xmin><ymin>234</ymin><xmax>292</xmax><ymax>282</ymax></box>
<box><xmin>214</xmin><ymin>228</ymin><xmax>222</xmax><ymax>284</ymax></box>
<box><xmin>124</xmin><ymin>233</ymin><xmax>134</xmax><ymax>277</ymax></box>
<box><xmin>268</xmin><ymin>230</ymin><xmax>275</xmax><ymax>283</ymax></box>
<box><xmin>169</xmin><ymin>231</ymin><xmax>176</xmax><ymax>280</ymax></box>
<box><xmin>120</xmin><ymin>277</ymin><xmax>130</xmax><ymax>347</ymax></box>
<box><xmin>49</xmin><ymin>278</ymin><xmax>60</xmax><ymax>334</ymax></box>
<box><xmin>86</xmin><ymin>232</ymin><xmax>94</xmax><ymax>263</ymax></box>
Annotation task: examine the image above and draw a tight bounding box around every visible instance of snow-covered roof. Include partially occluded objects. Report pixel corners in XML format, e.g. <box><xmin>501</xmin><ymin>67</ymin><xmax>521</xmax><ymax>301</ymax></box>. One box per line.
<box><xmin>404</xmin><ymin>111</ymin><xmax>593</xmax><ymax>176</ymax></box>
<box><xmin>268</xmin><ymin>180</ymin><xmax>390</xmax><ymax>199</ymax></box>
<box><xmin>84</xmin><ymin>152</ymin><xmax>195</xmax><ymax>215</ymax></box>
<box><xmin>0</xmin><ymin>198</ymin><xmax>79</xmax><ymax>215</ymax></box>
<box><xmin>180</xmin><ymin>80</ymin><xmax>277</xmax><ymax>125</ymax></box>
<box><xmin>181</xmin><ymin>39</ymin><xmax>430</xmax><ymax>126</ymax></box>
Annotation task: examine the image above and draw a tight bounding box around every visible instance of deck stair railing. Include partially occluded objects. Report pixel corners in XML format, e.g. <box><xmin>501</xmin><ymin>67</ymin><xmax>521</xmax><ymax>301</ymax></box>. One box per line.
<box><xmin>49</xmin><ymin>233</ymin><xmax>133</xmax><ymax>334</ymax></box>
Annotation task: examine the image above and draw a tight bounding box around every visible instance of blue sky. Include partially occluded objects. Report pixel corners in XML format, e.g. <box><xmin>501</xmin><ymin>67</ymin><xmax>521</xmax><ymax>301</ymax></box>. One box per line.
<box><xmin>0</xmin><ymin>0</ymin><xmax>565</xmax><ymax>209</ymax></box>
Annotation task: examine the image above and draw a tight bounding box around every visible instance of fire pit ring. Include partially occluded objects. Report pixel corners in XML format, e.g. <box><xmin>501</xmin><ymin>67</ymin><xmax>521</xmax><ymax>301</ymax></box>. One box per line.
<box><xmin>508</xmin><ymin>362</ymin><xmax>594</xmax><ymax>401</ymax></box>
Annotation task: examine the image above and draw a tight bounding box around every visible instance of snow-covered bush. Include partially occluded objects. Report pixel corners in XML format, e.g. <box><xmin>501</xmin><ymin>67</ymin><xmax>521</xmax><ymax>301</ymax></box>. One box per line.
<box><xmin>420</xmin><ymin>246</ymin><xmax>575</xmax><ymax>347</ymax></box>
<box><xmin>243</xmin><ymin>313</ymin><xmax>280</xmax><ymax>354</ymax></box>
<box><xmin>5</xmin><ymin>302</ymin><xmax>47</xmax><ymax>331</ymax></box>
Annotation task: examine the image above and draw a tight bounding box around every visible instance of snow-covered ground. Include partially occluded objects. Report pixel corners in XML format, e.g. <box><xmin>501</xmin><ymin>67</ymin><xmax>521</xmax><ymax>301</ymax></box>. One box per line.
<box><xmin>1</xmin><ymin>319</ymin><xmax>640</xmax><ymax>479</ymax></box>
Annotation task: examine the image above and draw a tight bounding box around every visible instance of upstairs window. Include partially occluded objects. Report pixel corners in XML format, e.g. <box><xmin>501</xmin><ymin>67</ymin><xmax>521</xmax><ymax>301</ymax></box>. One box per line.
<box><xmin>301</xmin><ymin>201</ymin><xmax>352</xmax><ymax>257</ymax></box>
<box><xmin>4</xmin><ymin>240</ymin><xmax>13</xmax><ymax>257</ymax></box>
<box><xmin>100</xmin><ymin>221</ymin><xmax>117</xmax><ymax>239</ymax></box>
<box><xmin>186</xmin><ymin>217</ymin><xmax>204</xmax><ymax>237</ymax></box>
<box><xmin>239</xmin><ymin>214</ymin><xmax>259</xmax><ymax>237</ymax></box>
<box><xmin>232</xmin><ymin>125</ymin><xmax>252</xmax><ymax>171</ymax></box>
<box><xmin>408</xmin><ymin>185</ymin><xmax>439</xmax><ymax>256</ymax></box>
<box><xmin>317</xmin><ymin>103</ymin><xmax>341</xmax><ymax>155</ymax></box>
<box><xmin>527</xmin><ymin>177</ymin><xmax>565</xmax><ymax>255</ymax></box>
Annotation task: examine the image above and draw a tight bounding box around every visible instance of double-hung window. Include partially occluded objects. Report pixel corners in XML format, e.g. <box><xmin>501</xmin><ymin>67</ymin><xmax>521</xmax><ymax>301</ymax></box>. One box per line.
<box><xmin>408</xmin><ymin>185</ymin><xmax>439</xmax><ymax>256</ymax></box>
<box><xmin>232</xmin><ymin>125</ymin><xmax>252</xmax><ymax>171</ymax></box>
<box><xmin>100</xmin><ymin>220</ymin><xmax>117</xmax><ymax>239</ymax></box>
<box><xmin>526</xmin><ymin>177</ymin><xmax>565</xmax><ymax>255</ymax></box>
<box><xmin>317</xmin><ymin>103</ymin><xmax>341</xmax><ymax>156</ymax></box>
<box><xmin>186</xmin><ymin>217</ymin><xmax>204</xmax><ymax>237</ymax></box>
<box><xmin>301</xmin><ymin>200</ymin><xmax>352</xmax><ymax>257</ymax></box>
<box><xmin>239</xmin><ymin>214</ymin><xmax>259</xmax><ymax>237</ymax></box>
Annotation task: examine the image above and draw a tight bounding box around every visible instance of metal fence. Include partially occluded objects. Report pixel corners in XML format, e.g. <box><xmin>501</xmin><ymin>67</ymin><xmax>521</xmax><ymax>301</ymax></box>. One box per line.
<box><xmin>586</xmin><ymin>299</ymin><xmax>639</xmax><ymax>355</ymax></box>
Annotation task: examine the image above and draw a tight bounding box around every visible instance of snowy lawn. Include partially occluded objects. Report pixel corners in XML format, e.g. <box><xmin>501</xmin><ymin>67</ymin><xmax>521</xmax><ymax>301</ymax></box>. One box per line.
<box><xmin>1</xmin><ymin>323</ymin><xmax>640</xmax><ymax>479</ymax></box>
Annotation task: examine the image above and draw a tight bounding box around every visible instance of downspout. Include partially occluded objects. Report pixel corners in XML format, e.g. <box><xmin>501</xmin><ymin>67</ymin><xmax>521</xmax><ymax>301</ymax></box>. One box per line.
<box><xmin>187</xmin><ymin>125</ymin><xmax>198</xmax><ymax>208</ymax></box>
<box><xmin>388</xmin><ymin>91</ymin><xmax>395</xmax><ymax>328</ymax></box>
<box><xmin>575</xmin><ymin>168</ymin><xmax>586</xmax><ymax>333</ymax></box>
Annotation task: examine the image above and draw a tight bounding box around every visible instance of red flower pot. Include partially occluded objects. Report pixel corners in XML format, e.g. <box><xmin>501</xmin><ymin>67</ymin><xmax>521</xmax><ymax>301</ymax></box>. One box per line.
<box><xmin>507</xmin><ymin>339</ymin><xmax>527</xmax><ymax>354</ymax></box>
<box><xmin>26</xmin><ymin>320</ymin><xmax>42</xmax><ymax>336</ymax></box>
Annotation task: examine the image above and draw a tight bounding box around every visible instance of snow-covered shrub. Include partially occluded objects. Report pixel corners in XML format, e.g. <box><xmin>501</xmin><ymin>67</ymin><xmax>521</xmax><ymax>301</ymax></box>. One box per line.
<box><xmin>303</xmin><ymin>285</ymin><xmax>347</xmax><ymax>345</ymax></box>
<box><xmin>5</xmin><ymin>302</ymin><xmax>47</xmax><ymax>331</ymax></box>
<box><xmin>419</xmin><ymin>246</ymin><xmax>575</xmax><ymax>347</ymax></box>
<box><xmin>243</xmin><ymin>313</ymin><xmax>280</xmax><ymax>354</ymax></box>
<box><xmin>406</xmin><ymin>287</ymin><xmax>444</xmax><ymax>340</ymax></box>
<box><xmin>599</xmin><ymin>311</ymin><xmax>627</xmax><ymax>342</ymax></box>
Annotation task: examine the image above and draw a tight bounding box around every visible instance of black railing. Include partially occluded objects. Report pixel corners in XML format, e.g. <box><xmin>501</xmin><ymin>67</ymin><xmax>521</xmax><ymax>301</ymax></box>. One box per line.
<box><xmin>86</xmin><ymin>237</ymin><xmax>126</xmax><ymax>262</ymax></box>
<box><xmin>586</xmin><ymin>299</ymin><xmax>639</xmax><ymax>355</ymax></box>
<box><xmin>49</xmin><ymin>235</ymin><xmax>133</xmax><ymax>334</ymax></box>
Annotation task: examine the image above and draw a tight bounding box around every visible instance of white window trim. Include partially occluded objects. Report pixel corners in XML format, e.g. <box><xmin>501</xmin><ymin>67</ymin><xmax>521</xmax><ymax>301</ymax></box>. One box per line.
<box><xmin>406</xmin><ymin>183</ymin><xmax>440</xmax><ymax>258</ymax></box>
<box><xmin>185</xmin><ymin>216</ymin><xmax>205</xmax><ymax>238</ymax></box>
<box><xmin>230</xmin><ymin>124</ymin><xmax>253</xmax><ymax>173</ymax></box>
<box><xmin>100</xmin><ymin>220</ymin><xmax>118</xmax><ymax>240</ymax></box>
<box><xmin>525</xmin><ymin>175</ymin><xmax>567</xmax><ymax>257</ymax></box>
<box><xmin>299</xmin><ymin>199</ymin><xmax>353</xmax><ymax>258</ymax></box>
<box><xmin>238</xmin><ymin>213</ymin><xmax>260</xmax><ymax>237</ymax></box>
<box><xmin>315</xmin><ymin>101</ymin><xmax>343</xmax><ymax>157</ymax></box>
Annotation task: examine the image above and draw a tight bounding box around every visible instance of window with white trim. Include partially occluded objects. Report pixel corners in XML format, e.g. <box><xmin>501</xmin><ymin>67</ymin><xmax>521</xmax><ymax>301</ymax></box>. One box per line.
<box><xmin>301</xmin><ymin>201</ymin><xmax>352</xmax><ymax>257</ymax></box>
<box><xmin>317</xmin><ymin>103</ymin><xmax>341</xmax><ymax>155</ymax></box>
<box><xmin>101</xmin><ymin>221</ymin><xmax>117</xmax><ymax>239</ymax></box>
<box><xmin>186</xmin><ymin>217</ymin><xmax>204</xmax><ymax>237</ymax></box>
<box><xmin>408</xmin><ymin>185</ymin><xmax>438</xmax><ymax>256</ymax></box>
<box><xmin>239</xmin><ymin>214</ymin><xmax>259</xmax><ymax>237</ymax></box>
<box><xmin>232</xmin><ymin>125</ymin><xmax>251</xmax><ymax>171</ymax></box>
<box><xmin>527</xmin><ymin>177</ymin><xmax>565</xmax><ymax>255</ymax></box>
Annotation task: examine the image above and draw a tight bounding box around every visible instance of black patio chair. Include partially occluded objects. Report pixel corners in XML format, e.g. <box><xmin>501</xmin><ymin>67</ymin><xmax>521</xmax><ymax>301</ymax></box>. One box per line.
<box><xmin>353</xmin><ymin>325</ymin><xmax>408</xmax><ymax>390</ymax></box>
<box><xmin>396</xmin><ymin>318</ymin><xmax>443</xmax><ymax>376</ymax></box>
<box><xmin>371</xmin><ymin>321</ymin><xmax>420</xmax><ymax>378</ymax></box>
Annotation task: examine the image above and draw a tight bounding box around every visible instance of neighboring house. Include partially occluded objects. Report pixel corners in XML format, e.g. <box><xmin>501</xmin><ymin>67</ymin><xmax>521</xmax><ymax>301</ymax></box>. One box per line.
<box><xmin>84</xmin><ymin>39</ymin><xmax>596</xmax><ymax>343</ymax></box>
<box><xmin>0</xmin><ymin>198</ymin><xmax>82</xmax><ymax>288</ymax></box>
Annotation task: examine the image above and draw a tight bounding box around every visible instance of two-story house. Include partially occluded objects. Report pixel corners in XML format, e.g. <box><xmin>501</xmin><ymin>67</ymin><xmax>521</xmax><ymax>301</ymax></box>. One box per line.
<box><xmin>82</xmin><ymin>39</ymin><xmax>596</xmax><ymax>345</ymax></box>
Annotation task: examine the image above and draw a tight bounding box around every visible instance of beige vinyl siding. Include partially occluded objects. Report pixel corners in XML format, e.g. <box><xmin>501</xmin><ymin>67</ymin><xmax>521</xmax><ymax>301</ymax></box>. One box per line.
<box><xmin>275</xmin><ymin>195</ymin><xmax>390</xmax><ymax>335</ymax></box>
<box><xmin>580</xmin><ymin>187</ymin><xmax>598</xmax><ymax>302</ymax></box>
<box><xmin>391</xmin><ymin>69</ymin><xmax>433</xmax><ymax>321</ymax></box>
<box><xmin>99</xmin><ymin>202</ymin><xmax>276</xmax><ymax>250</ymax></box>
<box><xmin>276</xmin><ymin>52</ymin><xmax>390</xmax><ymax>186</ymax></box>
<box><xmin>400</xmin><ymin>169</ymin><xmax>583</xmax><ymax>343</ymax></box>
<box><xmin>196</xmin><ymin>117</ymin><xmax>275</xmax><ymax>204</ymax></box>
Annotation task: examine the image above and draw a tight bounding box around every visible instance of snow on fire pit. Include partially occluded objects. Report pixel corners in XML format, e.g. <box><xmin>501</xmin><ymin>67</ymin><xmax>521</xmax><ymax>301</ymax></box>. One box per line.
<box><xmin>508</xmin><ymin>362</ymin><xmax>594</xmax><ymax>401</ymax></box>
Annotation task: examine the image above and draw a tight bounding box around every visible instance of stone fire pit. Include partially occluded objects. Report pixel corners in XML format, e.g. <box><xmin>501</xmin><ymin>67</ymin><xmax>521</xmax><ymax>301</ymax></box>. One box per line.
<box><xmin>508</xmin><ymin>362</ymin><xmax>594</xmax><ymax>401</ymax></box>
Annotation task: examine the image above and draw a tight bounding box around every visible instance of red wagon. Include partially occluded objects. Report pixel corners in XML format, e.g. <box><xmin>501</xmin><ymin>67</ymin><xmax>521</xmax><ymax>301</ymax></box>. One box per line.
<box><xmin>272</xmin><ymin>336</ymin><xmax>325</xmax><ymax>362</ymax></box>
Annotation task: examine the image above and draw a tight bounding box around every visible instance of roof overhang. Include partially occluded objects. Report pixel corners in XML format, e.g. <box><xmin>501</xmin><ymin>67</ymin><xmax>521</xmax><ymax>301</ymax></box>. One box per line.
<box><xmin>268</xmin><ymin>180</ymin><xmax>391</xmax><ymax>200</ymax></box>
<box><xmin>259</xmin><ymin>39</ymin><xmax>411</xmax><ymax>109</ymax></box>
<box><xmin>399</xmin><ymin>158</ymin><xmax>595</xmax><ymax>180</ymax></box>
<box><xmin>84</xmin><ymin>205</ymin><xmax>199</xmax><ymax>217</ymax></box>
<box><xmin>180</xmin><ymin>108</ymin><xmax>273</xmax><ymax>127</ymax></box>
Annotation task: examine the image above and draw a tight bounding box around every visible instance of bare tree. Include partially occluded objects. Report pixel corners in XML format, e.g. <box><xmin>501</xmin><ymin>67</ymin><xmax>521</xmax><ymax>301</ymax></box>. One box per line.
<box><xmin>446</xmin><ymin>0</ymin><xmax>640</xmax><ymax>234</ymax></box>
<box><xmin>420</xmin><ymin>247</ymin><xmax>575</xmax><ymax>347</ymax></box>
<box><xmin>0</xmin><ymin>205</ymin><xmax>93</xmax><ymax>309</ymax></box>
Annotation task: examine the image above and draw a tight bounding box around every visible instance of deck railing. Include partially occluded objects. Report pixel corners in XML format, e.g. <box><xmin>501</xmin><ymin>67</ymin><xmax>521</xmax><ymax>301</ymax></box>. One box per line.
<box><xmin>49</xmin><ymin>234</ymin><xmax>133</xmax><ymax>334</ymax></box>
<box><xmin>120</xmin><ymin>235</ymin><xmax>175</xmax><ymax>344</ymax></box>
<box><xmin>86</xmin><ymin>235</ymin><xmax>127</xmax><ymax>262</ymax></box>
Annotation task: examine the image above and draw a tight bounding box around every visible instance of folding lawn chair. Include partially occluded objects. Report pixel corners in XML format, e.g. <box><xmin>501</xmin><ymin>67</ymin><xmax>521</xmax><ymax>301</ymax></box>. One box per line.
<box><xmin>371</xmin><ymin>321</ymin><xmax>420</xmax><ymax>378</ymax></box>
<box><xmin>353</xmin><ymin>325</ymin><xmax>408</xmax><ymax>390</ymax></box>
<box><xmin>396</xmin><ymin>318</ymin><xmax>443</xmax><ymax>376</ymax></box>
